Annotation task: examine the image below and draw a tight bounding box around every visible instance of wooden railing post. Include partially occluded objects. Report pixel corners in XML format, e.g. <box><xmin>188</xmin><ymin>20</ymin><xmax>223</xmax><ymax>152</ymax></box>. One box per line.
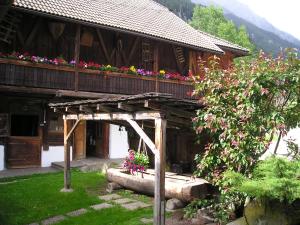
<box><xmin>154</xmin><ymin>118</ymin><xmax>166</xmax><ymax>225</ymax></box>
<box><xmin>74</xmin><ymin>24</ymin><xmax>81</xmax><ymax>91</ymax></box>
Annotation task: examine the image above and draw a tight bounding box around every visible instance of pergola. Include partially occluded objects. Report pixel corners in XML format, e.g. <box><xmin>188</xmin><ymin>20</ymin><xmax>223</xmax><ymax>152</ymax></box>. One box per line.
<box><xmin>49</xmin><ymin>92</ymin><xmax>202</xmax><ymax>225</ymax></box>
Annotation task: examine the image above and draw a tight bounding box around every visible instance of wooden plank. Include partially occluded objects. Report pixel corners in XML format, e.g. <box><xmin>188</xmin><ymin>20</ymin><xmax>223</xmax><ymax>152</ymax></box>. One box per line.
<box><xmin>154</xmin><ymin>118</ymin><xmax>166</xmax><ymax>225</ymax></box>
<box><xmin>74</xmin><ymin>24</ymin><xmax>81</xmax><ymax>91</ymax></box>
<box><xmin>126</xmin><ymin>119</ymin><xmax>157</xmax><ymax>155</ymax></box>
<box><xmin>64</xmin><ymin>111</ymin><xmax>162</xmax><ymax>121</ymax></box>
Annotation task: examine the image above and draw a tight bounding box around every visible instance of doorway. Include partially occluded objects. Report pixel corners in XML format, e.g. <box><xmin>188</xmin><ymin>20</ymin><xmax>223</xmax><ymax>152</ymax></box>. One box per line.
<box><xmin>86</xmin><ymin>121</ymin><xmax>107</xmax><ymax>158</ymax></box>
<box><xmin>7</xmin><ymin>114</ymin><xmax>41</xmax><ymax>168</ymax></box>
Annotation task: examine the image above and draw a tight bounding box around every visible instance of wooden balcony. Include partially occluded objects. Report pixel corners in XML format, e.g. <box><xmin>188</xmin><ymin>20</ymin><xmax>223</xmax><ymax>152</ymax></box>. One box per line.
<box><xmin>0</xmin><ymin>59</ymin><xmax>194</xmax><ymax>99</ymax></box>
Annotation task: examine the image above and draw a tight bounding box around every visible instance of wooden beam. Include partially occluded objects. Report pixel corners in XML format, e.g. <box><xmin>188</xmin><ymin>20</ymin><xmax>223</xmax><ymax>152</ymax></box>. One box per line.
<box><xmin>96</xmin><ymin>29</ymin><xmax>110</xmax><ymax>63</ymax></box>
<box><xmin>64</xmin><ymin>111</ymin><xmax>162</xmax><ymax>121</ymax></box>
<box><xmin>144</xmin><ymin>100</ymin><xmax>195</xmax><ymax>119</ymax></box>
<box><xmin>154</xmin><ymin>118</ymin><xmax>166</xmax><ymax>225</ymax></box>
<box><xmin>79</xmin><ymin>105</ymin><xmax>93</xmax><ymax>114</ymax></box>
<box><xmin>117</xmin><ymin>102</ymin><xmax>134</xmax><ymax>112</ymax></box>
<box><xmin>126</xmin><ymin>119</ymin><xmax>157</xmax><ymax>155</ymax></box>
<box><xmin>63</xmin><ymin>119</ymin><xmax>71</xmax><ymax>191</ymax></box>
<box><xmin>74</xmin><ymin>24</ymin><xmax>81</xmax><ymax>91</ymax></box>
<box><xmin>128</xmin><ymin>37</ymin><xmax>140</xmax><ymax>64</ymax></box>
<box><xmin>65</xmin><ymin>119</ymin><xmax>81</xmax><ymax>143</ymax></box>
<box><xmin>153</xmin><ymin>43</ymin><xmax>159</xmax><ymax>92</ymax></box>
<box><xmin>96</xmin><ymin>104</ymin><xmax>114</xmax><ymax>113</ymax></box>
<box><xmin>65</xmin><ymin>106</ymin><xmax>78</xmax><ymax>114</ymax></box>
<box><xmin>25</xmin><ymin>17</ymin><xmax>43</xmax><ymax>47</ymax></box>
<box><xmin>172</xmin><ymin>45</ymin><xmax>184</xmax><ymax>74</ymax></box>
<box><xmin>17</xmin><ymin>30</ymin><xmax>25</xmax><ymax>46</ymax></box>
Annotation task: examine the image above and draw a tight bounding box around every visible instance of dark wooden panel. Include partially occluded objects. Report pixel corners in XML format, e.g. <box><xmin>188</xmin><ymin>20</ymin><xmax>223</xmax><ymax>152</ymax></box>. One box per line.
<box><xmin>7</xmin><ymin>137</ymin><xmax>41</xmax><ymax>168</ymax></box>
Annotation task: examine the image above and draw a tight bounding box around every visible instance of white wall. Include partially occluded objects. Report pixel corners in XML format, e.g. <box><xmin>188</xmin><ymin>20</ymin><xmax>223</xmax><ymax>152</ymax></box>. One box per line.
<box><xmin>262</xmin><ymin>128</ymin><xmax>300</xmax><ymax>159</ymax></box>
<box><xmin>41</xmin><ymin>146</ymin><xmax>72</xmax><ymax>167</ymax></box>
<box><xmin>0</xmin><ymin>145</ymin><xmax>5</xmax><ymax>171</ymax></box>
<box><xmin>109</xmin><ymin>124</ymin><xmax>129</xmax><ymax>159</ymax></box>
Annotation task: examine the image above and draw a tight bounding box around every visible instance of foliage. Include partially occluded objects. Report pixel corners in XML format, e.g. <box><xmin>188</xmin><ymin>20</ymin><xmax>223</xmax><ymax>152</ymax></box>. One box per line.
<box><xmin>189</xmin><ymin>49</ymin><xmax>300</xmax><ymax>223</ymax></box>
<box><xmin>123</xmin><ymin>150</ymin><xmax>150</xmax><ymax>175</ymax></box>
<box><xmin>190</xmin><ymin>5</ymin><xmax>255</xmax><ymax>52</ymax></box>
<box><xmin>193</xmin><ymin>49</ymin><xmax>300</xmax><ymax>183</ymax></box>
<box><xmin>223</xmin><ymin>156</ymin><xmax>300</xmax><ymax>203</ymax></box>
<box><xmin>154</xmin><ymin>0</ymin><xmax>195</xmax><ymax>21</ymax></box>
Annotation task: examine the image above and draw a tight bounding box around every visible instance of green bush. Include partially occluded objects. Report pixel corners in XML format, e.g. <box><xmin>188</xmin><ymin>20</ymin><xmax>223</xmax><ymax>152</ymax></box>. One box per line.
<box><xmin>223</xmin><ymin>156</ymin><xmax>300</xmax><ymax>203</ymax></box>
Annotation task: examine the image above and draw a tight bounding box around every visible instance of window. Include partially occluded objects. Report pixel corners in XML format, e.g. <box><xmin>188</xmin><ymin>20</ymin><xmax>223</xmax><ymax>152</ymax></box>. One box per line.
<box><xmin>11</xmin><ymin>114</ymin><xmax>39</xmax><ymax>136</ymax></box>
<box><xmin>48</xmin><ymin>116</ymin><xmax>63</xmax><ymax>132</ymax></box>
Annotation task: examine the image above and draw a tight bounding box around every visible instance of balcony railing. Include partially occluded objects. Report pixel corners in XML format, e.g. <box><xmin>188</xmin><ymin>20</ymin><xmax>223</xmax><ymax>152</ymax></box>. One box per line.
<box><xmin>0</xmin><ymin>59</ymin><xmax>194</xmax><ymax>99</ymax></box>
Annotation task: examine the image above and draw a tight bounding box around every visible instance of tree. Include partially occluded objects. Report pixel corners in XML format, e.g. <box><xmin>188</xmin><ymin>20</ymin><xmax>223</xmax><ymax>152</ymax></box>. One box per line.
<box><xmin>189</xmin><ymin>50</ymin><xmax>299</xmax><ymax>223</ymax></box>
<box><xmin>190</xmin><ymin>5</ymin><xmax>255</xmax><ymax>52</ymax></box>
<box><xmin>193</xmin><ymin>49</ymin><xmax>300</xmax><ymax>182</ymax></box>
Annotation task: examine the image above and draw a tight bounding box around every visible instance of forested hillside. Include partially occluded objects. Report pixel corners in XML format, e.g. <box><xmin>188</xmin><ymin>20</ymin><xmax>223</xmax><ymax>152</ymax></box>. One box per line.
<box><xmin>154</xmin><ymin>0</ymin><xmax>300</xmax><ymax>55</ymax></box>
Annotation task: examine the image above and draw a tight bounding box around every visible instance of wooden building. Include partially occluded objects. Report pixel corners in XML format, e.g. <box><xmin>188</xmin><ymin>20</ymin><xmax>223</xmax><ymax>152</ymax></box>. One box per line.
<box><xmin>0</xmin><ymin>0</ymin><xmax>248</xmax><ymax>170</ymax></box>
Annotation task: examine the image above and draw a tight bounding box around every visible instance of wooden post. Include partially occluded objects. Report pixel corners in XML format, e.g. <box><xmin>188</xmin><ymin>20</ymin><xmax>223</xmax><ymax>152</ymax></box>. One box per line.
<box><xmin>154</xmin><ymin>118</ymin><xmax>166</xmax><ymax>225</ymax></box>
<box><xmin>62</xmin><ymin>119</ymin><xmax>72</xmax><ymax>192</ymax></box>
<box><xmin>153</xmin><ymin>43</ymin><xmax>159</xmax><ymax>92</ymax></box>
<box><xmin>74</xmin><ymin>24</ymin><xmax>81</xmax><ymax>91</ymax></box>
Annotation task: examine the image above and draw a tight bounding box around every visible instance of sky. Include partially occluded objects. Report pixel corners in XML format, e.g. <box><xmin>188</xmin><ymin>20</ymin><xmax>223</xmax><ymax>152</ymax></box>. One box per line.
<box><xmin>238</xmin><ymin>0</ymin><xmax>300</xmax><ymax>40</ymax></box>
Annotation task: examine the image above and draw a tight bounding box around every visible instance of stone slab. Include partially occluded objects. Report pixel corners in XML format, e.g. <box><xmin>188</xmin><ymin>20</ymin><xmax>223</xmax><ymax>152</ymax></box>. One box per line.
<box><xmin>141</xmin><ymin>218</ymin><xmax>153</xmax><ymax>224</ymax></box>
<box><xmin>66</xmin><ymin>208</ymin><xmax>88</xmax><ymax>217</ymax></box>
<box><xmin>113</xmin><ymin>198</ymin><xmax>136</xmax><ymax>204</ymax></box>
<box><xmin>90</xmin><ymin>203</ymin><xmax>113</xmax><ymax>210</ymax></box>
<box><xmin>226</xmin><ymin>217</ymin><xmax>247</xmax><ymax>225</ymax></box>
<box><xmin>41</xmin><ymin>215</ymin><xmax>66</xmax><ymax>225</ymax></box>
<box><xmin>98</xmin><ymin>194</ymin><xmax>122</xmax><ymax>201</ymax></box>
<box><xmin>27</xmin><ymin>223</ymin><xmax>39</xmax><ymax>225</ymax></box>
<box><xmin>121</xmin><ymin>201</ymin><xmax>151</xmax><ymax>210</ymax></box>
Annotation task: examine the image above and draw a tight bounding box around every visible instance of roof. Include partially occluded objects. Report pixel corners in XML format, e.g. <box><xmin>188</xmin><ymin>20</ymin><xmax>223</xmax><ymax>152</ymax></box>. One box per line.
<box><xmin>49</xmin><ymin>92</ymin><xmax>202</xmax><ymax>128</ymax></box>
<box><xmin>12</xmin><ymin>0</ymin><xmax>224</xmax><ymax>54</ymax></box>
<box><xmin>49</xmin><ymin>92</ymin><xmax>201</xmax><ymax>108</ymax></box>
<box><xmin>198</xmin><ymin>30</ymin><xmax>249</xmax><ymax>56</ymax></box>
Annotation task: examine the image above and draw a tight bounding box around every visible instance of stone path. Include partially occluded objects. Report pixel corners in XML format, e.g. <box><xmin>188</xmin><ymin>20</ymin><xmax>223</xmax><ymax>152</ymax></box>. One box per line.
<box><xmin>25</xmin><ymin>193</ymin><xmax>152</xmax><ymax>225</ymax></box>
<box><xmin>0</xmin><ymin>167</ymin><xmax>59</xmax><ymax>179</ymax></box>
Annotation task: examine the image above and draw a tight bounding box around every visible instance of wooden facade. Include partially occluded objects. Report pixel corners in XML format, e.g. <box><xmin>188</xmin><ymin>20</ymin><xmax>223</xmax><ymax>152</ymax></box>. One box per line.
<box><xmin>0</xmin><ymin>7</ymin><xmax>239</xmax><ymax>169</ymax></box>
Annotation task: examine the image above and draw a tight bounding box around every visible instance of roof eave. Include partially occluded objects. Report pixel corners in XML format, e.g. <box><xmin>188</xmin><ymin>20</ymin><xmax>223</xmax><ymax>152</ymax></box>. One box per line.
<box><xmin>217</xmin><ymin>45</ymin><xmax>250</xmax><ymax>57</ymax></box>
<box><xmin>13</xmin><ymin>6</ymin><xmax>224</xmax><ymax>55</ymax></box>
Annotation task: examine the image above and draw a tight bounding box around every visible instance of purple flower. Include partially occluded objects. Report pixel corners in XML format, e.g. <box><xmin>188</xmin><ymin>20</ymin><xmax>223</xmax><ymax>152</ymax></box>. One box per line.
<box><xmin>69</xmin><ymin>60</ymin><xmax>76</xmax><ymax>65</ymax></box>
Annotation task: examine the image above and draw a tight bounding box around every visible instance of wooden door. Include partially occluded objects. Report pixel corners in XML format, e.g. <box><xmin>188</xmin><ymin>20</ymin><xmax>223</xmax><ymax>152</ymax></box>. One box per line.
<box><xmin>74</xmin><ymin>120</ymin><xmax>86</xmax><ymax>160</ymax></box>
<box><xmin>7</xmin><ymin>136</ymin><xmax>41</xmax><ymax>168</ymax></box>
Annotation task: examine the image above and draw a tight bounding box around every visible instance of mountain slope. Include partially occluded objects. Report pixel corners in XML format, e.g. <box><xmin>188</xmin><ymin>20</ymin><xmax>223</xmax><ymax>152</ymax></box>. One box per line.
<box><xmin>194</xmin><ymin>0</ymin><xmax>300</xmax><ymax>46</ymax></box>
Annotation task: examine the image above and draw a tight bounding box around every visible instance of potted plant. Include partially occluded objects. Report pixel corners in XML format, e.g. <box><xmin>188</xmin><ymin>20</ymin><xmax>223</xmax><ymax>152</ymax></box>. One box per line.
<box><xmin>123</xmin><ymin>149</ymin><xmax>149</xmax><ymax>178</ymax></box>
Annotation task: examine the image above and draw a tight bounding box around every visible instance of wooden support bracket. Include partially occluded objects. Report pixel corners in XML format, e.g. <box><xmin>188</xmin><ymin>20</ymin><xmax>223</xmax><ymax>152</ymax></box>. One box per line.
<box><xmin>126</xmin><ymin>118</ymin><xmax>157</xmax><ymax>155</ymax></box>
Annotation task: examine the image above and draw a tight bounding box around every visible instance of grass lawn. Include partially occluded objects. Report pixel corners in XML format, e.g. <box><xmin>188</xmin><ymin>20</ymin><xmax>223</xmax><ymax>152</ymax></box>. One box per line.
<box><xmin>0</xmin><ymin>170</ymin><xmax>153</xmax><ymax>225</ymax></box>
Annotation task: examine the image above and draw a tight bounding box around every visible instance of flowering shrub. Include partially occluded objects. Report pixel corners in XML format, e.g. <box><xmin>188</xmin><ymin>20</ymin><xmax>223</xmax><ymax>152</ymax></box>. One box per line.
<box><xmin>0</xmin><ymin>51</ymin><xmax>190</xmax><ymax>81</ymax></box>
<box><xmin>123</xmin><ymin>150</ymin><xmax>149</xmax><ymax>176</ymax></box>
